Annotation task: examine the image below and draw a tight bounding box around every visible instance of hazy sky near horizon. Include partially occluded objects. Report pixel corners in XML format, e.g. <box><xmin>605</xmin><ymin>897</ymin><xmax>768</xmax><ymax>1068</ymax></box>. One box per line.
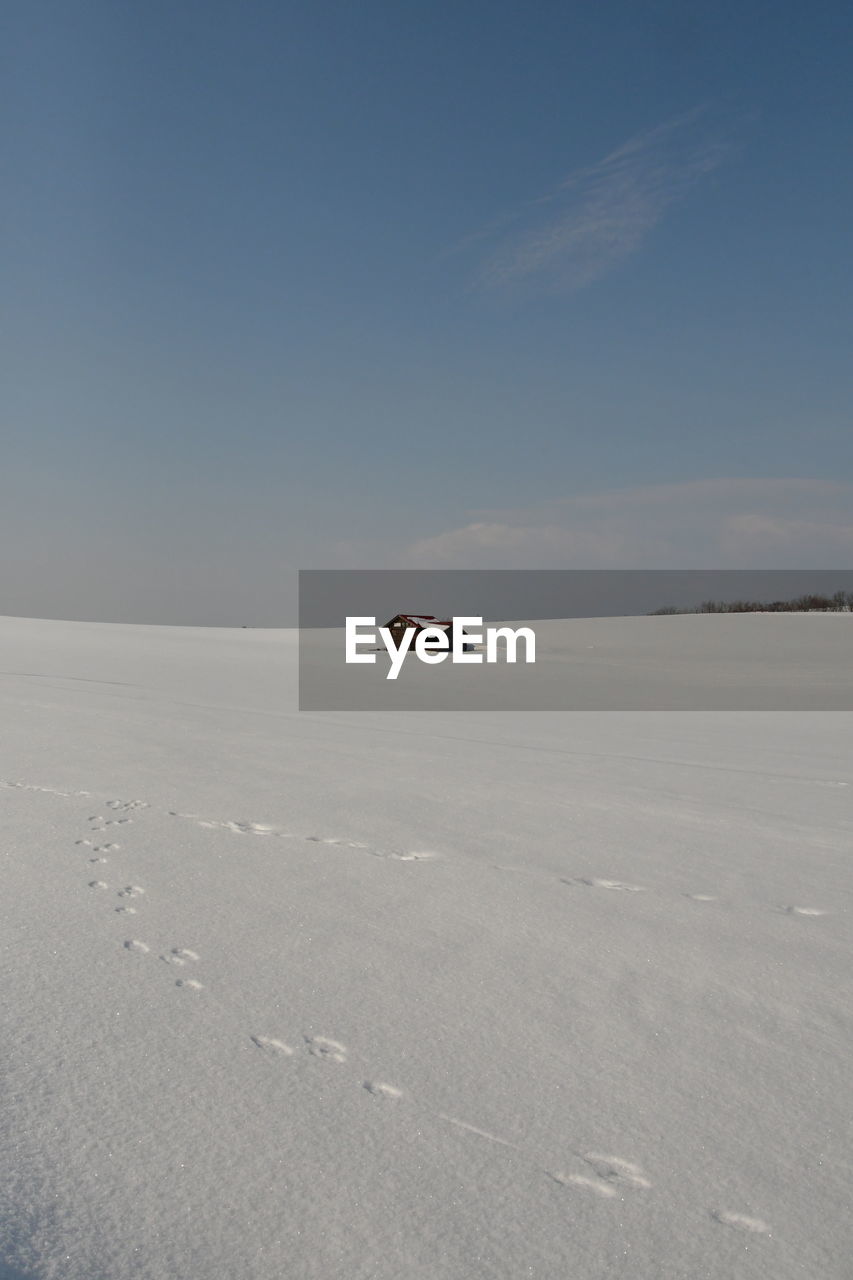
<box><xmin>3</xmin><ymin>0</ymin><xmax>852</xmax><ymax>624</ymax></box>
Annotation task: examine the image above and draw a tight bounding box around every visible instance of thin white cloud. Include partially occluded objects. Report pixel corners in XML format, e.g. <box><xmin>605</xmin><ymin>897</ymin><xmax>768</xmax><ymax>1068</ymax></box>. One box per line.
<box><xmin>393</xmin><ymin>479</ymin><xmax>853</xmax><ymax>569</ymax></box>
<box><xmin>463</xmin><ymin>108</ymin><xmax>733</xmax><ymax>294</ymax></box>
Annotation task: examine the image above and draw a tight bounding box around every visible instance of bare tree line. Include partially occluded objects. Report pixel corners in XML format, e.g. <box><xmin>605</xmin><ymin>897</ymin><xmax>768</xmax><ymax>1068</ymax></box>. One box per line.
<box><xmin>650</xmin><ymin>591</ymin><xmax>853</xmax><ymax>616</ymax></box>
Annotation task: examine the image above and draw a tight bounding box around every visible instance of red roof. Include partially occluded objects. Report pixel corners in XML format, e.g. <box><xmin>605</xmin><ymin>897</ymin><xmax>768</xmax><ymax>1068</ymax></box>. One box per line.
<box><xmin>388</xmin><ymin>615</ymin><xmax>451</xmax><ymax>628</ymax></box>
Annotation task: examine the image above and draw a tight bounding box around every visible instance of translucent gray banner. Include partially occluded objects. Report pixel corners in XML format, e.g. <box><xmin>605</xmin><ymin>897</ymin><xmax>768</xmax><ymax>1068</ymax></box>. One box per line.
<box><xmin>298</xmin><ymin>570</ymin><xmax>853</xmax><ymax>710</ymax></box>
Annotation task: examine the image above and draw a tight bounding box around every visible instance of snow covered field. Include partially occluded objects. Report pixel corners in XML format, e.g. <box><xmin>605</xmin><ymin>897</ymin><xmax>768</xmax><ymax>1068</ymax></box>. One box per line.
<box><xmin>301</xmin><ymin>613</ymin><xmax>853</xmax><ymax>709</ymax></box>
<box><xmin>1</xmin><ymin>614</ymin><xmax>851</xmax><ymax>1279</ymax></box>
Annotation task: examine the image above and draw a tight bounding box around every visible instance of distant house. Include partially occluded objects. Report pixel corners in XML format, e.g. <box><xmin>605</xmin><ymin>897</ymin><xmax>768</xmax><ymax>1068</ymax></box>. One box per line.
<box><xmin>383</xmin><ymin>615</ymin><xmax>450</xmax><ymax>649</ymax></box>
<box><xmin>382</xmin><ymin>615</ymin><xmax>475</xmax><ymax>651</ymax></box>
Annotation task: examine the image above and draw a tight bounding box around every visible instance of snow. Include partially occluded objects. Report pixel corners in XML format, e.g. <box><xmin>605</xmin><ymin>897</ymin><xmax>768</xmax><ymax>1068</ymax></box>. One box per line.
<box><xmin>1</xmin><ymin>613</ymin><xmax>851</xmax><ymax>1279</ymax></box>
<box><xmin>303</xmin><ymin>612</ymin><xmax>853</xmax><ymax>708</ymax></box>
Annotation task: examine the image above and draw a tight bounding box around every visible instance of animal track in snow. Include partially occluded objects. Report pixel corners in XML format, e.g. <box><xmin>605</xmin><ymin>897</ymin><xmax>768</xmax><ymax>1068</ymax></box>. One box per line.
<box><xmin>0</xmin><ymin>780</ymin><xmax>90</xmax><ymax>797</ymax></box>
<box><xmin>304</xmin><ymin>1036</ymin><xmax>347</xmax><ymax>1063</ymax></box>
<box><xmin>550</xmin><ymin>1172</ymin><xmax>618</xmax><ymax>1198</ymax></box>
<box><xmin>123</xmin><ymin>939</ymin><xmax>149</xmax><ymax>954</ymax></box>
<box><xmin>782</xmin><ymin>905</ymin><xmax>828</xmax><ymax>917</ymax></box>
<box><xmin>581</xmin><ymin>1154</ymin><xmax>651</xmax><ymax>1189</ymax></box>
<box><xmin>169</xmin><ymin>811</ymin><xmax>283</xmax><ymax>837</ymax></box>
<box><xmin>107</xmin><ymin>799</ymin><xmax>148</xmax><ymax>811</ymax></box>
<box><xmin>115</xmin><ymin>906</ymin><xmax>137</xmax><ymax>914</ymax></box>
<box><xmin>711</xmin><ymin>1209</ymin><xmax>771</xmax><ymax>1234</ymax></box>
<box><xmin>204</xmin><ymin>819</ymin><xmax>276</xmax><ymax>835</ymax></box>
<box><xmin>437</xmin><ymin>1116</ymin><xmax>517</xmax><ymax>1148</ymax></box>
<box><xmin>243</xmin><ymin>1019</ymin><xmax>657</xmax><ymax>1208</ymax></box>
<box><xmin>117</xmin><ymin>885</ymin><xmax>145</xmax><ymax>899</ymax></box>
<box><xmin>168</xmin><ymin>808</ymin><xmax>437</xmax><ymax>864</ymax></box>
<box><xmin>160</xmin><ymin>948</ymin><xmax>200</xmax><ymax>966</ymax></box>
<box><xmin>363</xmin><ymin>1081</ymin><xmax>404</xmax><ymax>1099</ymax></box>
<box><xmin>306</xmin><ymin>837</ymin><xmax>439</xmax><ymax>861</ymax></box>
<box><xmin>251</xmin><ymin>1036</ymin><xmax>294</xmax><ymax>1056</ymax></box>
<box><xmin>175</xmin><ymin>978</ymin><xmax>203</xmax><ymax>990</ymax></box>
<box><xmin>551</xmin><ymin>1154</ymin><xmax>651</xmax><ymax>1197</ymax></box>
<box><xmin>568</xmin><ymin>878</ymin><xmax>646</xmax><ymax>893</ymax></box>
<box><xmin>305</xmin><ymin>836</ymin><xmax>368</xmax><ymax>848</ymax></box>
<box><xmin>88</xmin><ymin>880</ymin><xmax>108</xmax><ymax>889</ymax></box>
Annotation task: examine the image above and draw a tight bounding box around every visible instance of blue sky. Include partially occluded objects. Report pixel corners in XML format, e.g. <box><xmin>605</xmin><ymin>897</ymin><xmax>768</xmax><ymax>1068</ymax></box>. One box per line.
<box><xmin>3</xmin><ymin>0</ymin><xmax>852</xmax><ymax>623</ymax></box>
